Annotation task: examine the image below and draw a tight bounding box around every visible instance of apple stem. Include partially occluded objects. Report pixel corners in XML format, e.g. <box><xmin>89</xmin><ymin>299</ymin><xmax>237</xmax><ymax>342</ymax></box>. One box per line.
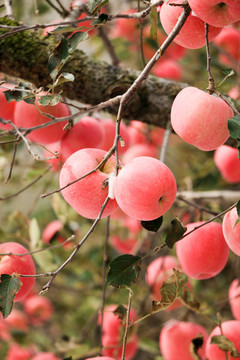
<box><xmin>205</xmin><ymin>23</ymin><xmax>216</xmax><ymax>94</ymax></box>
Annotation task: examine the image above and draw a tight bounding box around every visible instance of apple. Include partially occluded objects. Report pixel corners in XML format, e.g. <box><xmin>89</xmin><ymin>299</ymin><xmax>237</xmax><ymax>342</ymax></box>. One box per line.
<box><xmin>0</xmin><ymin>242</ymin><xmax>36</xmax><ymax>301</ymax></box>
<box><xmin>0</xmin><ymin>314</ymin><xmax>11</xmax><ymax>341</ymax></box>
<box><xmin>114</xmin><ymin>156</ymin><xmax>177</xmax><ymax>221</ymax></box>
<box><xmin>122</xmin><ymin>143</ymin><xmax>158</xmax><ymax>164</ymax></box>
<box><xmin>188</xmin><ymin>0</ymin><xmax>240</xmax><ymax>27</ymax></box>
<box><xmin>159</xmin><ymin>0</ymin><xmax>222</xmax><ymax>49</ymax></box>
<box><xmin>6</xmin><ymin>343</ymin><xmax>34</xmax><ymax>360</ymax></box>
<box><xmin>128</xmin><ymin>120</ymin><xmax>148</xmax><ymax>145</ymax></box>
<box><xmin>102</xmin><ymin>333</ymin><xmax>138</xmax><ymax>360</ymax></box>
<box><xmin>152</xmin><ymin>59</ymin><xmax>182</xmax><ymax>81</ymax></box>
<box><xmin>99</xmin><ymin>118</ymin><xmax>131</xmax><ymax>156</ymax></box>
<box><xmin>85</xmin><ymin>357</ymin><xmax>115</xmax><ymax>360</ymax></box>
<box><xmin>42</xmin><ymin>220</ymin><xmax>63</xmax><ymax>244</ymax></box>
<box><xmin>43</xmin><ymin>142</ymin><xmax>63</xmax><ymax>172</ymax></box>
<box><xmin>222</xmin><ymin>207</ymin><xmax>240</xmax><ymax>256</ymax></box>
<box><xmin>60</xmin><ymin>116</ymin><xmax>105</xmax><ymax>161</ymax></box>
<box><xmin>59</xmin><ymin>148</ymin><xmax>118</xmax><ymax>219</ymax></box>
<box><xmin>0</xmin><ymin>83</ymin><xmax>16</xmax><ymax>130</ymax></box>
<box><xmin>176</xmin><ymin>221</ymin><xmax>229</xmax><ymax>280</ymax></box>
<box><xmin>4</xmin><ymin>309</ymin><xmax>28</xmax><ymax>331</ymax></box>
<box><xmin>205</xmin><ymin>320</ymin><xmax>240</xmax><ymax>359</ymax></box>
<box><xmin>228</xmin><ymin>86</ymin><xmax>240</xmax><ymax>100</ymax></box>
<box><xmin>110</xmin><ymin>235</ymin><xmax>138</xmax><ymax>254</ymax></box>
<box><xmin>110</xmin><ymin>9</ymin><xmax>138</xmax><ymax>43</ymax></box>
<box><xmin>171</xmin><ymin>87</ymin><xmax>234</xmax><ymax>151</ymax></box>
<box><xmin>213</xmin><ymin>27</ymin><xmax>240</xmax><ymax>66</ymax></box>
<box><xmin>229</xmin><ymin>279</ymin><xmax>240</xmax><ymax>321</ymax></box>
<box><xmin>159</xmin><ymin>320</ymin><xmax>208</xmax><ymax>360</ymax></box>
<box><xmin>14</xmin><ymin>93</ymin><xmax>69</xmax><ymax>144</ymax></box>
<box><xmin>214</xmin><ymin>145</ymin><xmax>240</xmax><ymax>183</ymax></box>
<box><xmin>32</xmin><ymin>353</ymin><xmax>60</xmax><ymax>360</ymax></box>
<box><xmin>24</xmin><ymin>294</ymin><xmax>54</xmax><ymax>326</ymax></box>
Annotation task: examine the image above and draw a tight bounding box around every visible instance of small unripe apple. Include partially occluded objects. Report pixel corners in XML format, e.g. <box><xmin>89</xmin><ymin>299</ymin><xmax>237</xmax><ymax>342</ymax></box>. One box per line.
<box><xmin>171</xmin><ymin>87</ymin><xmax>234</xmax><ymax>151</ymax></box>
<box><xmin>0</xmin><ymin>242</ymin><xmax>36</xmax><ymax>301</ymax></box>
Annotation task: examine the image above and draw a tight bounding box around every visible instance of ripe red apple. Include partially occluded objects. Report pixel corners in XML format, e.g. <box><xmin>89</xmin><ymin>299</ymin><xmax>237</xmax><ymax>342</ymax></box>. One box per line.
<box><xmin>14</xmin><ymin>94</ymin><xmax>69</xmax><ymax>144</ymax></box>
<box><xmin>128</xmin><ymin>120</ymin><xmax>148</xmax><ymax>145</ymax></box>
<box><xmin>24</xmin><ymin>294</ymin><xmax>54</xmax><ymax>326</ymax></box>
<box><xmin>114</xmin><ymin>156</ymin><xmax>177</xmax><ymax>221</ymax></box>
<box><xmin>213</xmin><ymin>27</ymin><xmax>240</xmax><ymax>66</ymax></box>
<box><xmin>4</xmin><ymin>309</ymin><xmax>28</xmax><ymax>331</ymax></box>
<box><xmin>110</xmin><ymin>9</ymin><xmax>138</xmax><ymax>42</ymax></box>
<box><xmin>160</xmin><ymin>0</ymin><xmax>222</xmax><ymax>49</ymax></box>
<box><xmin>99</xmin><ymin>118</ymin><xmax>131</xmax><ymax>155</ymax></box>
<box><xmin>0</xmin><ymin>83</ymin><xmax>16</xmax><ymax>130</ymax></box>
<box><xmin>122</xmin><ymin>143</ymin><xmax>158</xmax><ymax>164</ymax></box>
<box><xmin>6</xmin><ymin>343</ymin><xmax>34</xmax><ymax>360</ymax></box>
<box><xmin>43</xmin><ymin>142</ymin><xmax>63</xmax><ymax>172</ymax></box>
<box><xmin>159</xmin><ymin>320</ymin><xmax>208</xmax><ymax>360</ymax></box>
<box><xmin>188</xmin><ymin>0</ymin><xmax>240</xmax><ymax>27</ymax></box>
<box><xmin>214</xmin><ymin>145</ymin><xmax>240</xmax><ymax>183</ymax></box>
<box><xmin>171</xmin><ymin>87</ymin><xmax>234</xmax><ymax>151</ymax></box>
<box><xmin>60</xmin><ymin>116</ymin><xmax>105</xmax><ymax>161</ymax></box>
<box><xmin>110</xmin><ymin>235</ymin><xmax>138</xmax><ymax>254</ymax></box>
<box><xmin>176</xmin><ymin>221</ymin><xmax>229</xmax><ymax>279</ymax></box>
<box><xmin>228</xmin><ymin>86</ymin><xmax>240</xmax><ymax>100</ymax></box>
<box><xmin>152</xmin><ymin>59</ymin><xmax>182</xmax><ymax>81</ymax></box>
<box><xmin>102</xmin><ymin>333</ymin><xmax>138</xmax><ymax>360</ymax></box>
<box><xmin>85</xmin><ymin>357</ymin><xmax>114</xmax><ymax>360</ymax></box>
<box><xmin>0</xmin><ymin>242</ymin><xmax>36</xmax><ymax>301</ymax></box>
<box><xmin>59</xmin><ymin>148</ymin><xmax>118</xmax><ymax>219</ymax></box>
<box><xmin>42</xmin><ymin>220</ymin><xmax>63</xmax><ymax>244</ymax></box>
<box><xmin>222</xmin><ymin>207</ymin><xmax>240</xmax><ymax>256</ymax></box>
<box><xmin>32</xmin><ymin>353</ymin><xmax>60</xmax><ymax>360</ymax></box>
<box><xmin>205</xmin><ymin>320</ymin><xmax>240</xmax><ymax>359</ymax></box>
<box><xmin>0</xmin><ymin>314</ymin><xmax>11</xmax><ymax>341</ymax></box>
<box><xmin>229</xmin><ymin>279</ymin><xmax>240</xmax><ymax>321</ymax></box>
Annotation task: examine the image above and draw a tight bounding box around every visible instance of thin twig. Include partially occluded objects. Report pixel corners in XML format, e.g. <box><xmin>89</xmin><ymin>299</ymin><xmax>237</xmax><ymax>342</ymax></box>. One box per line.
<box><xmin>5</xmin><ymin>139</ymin><xmax>17</xmax><ymax>183</ymax></box>
<box><xmin>160</xmin><ymin>121</ymin><xmax>171</xmax><ymax>163</ymax></box>
<box><xmin>177</xmin><ymin>195</ymin><xmax>219</xmax><ymax>216</ymax></box>
<box><xmin>205</xmin><ymin>23</ymin><xmax>215</xmax><ymax>94</ymax></box>
<box><xmin>45</xmin><ymin>0</ymin><xmax>64</xmax><ymax>16</ymax></box>
<box><xmin>97</xmin><ymin>27</ymin><xmax>120</xmax><ymax>67</ymax></box>
<box><xmin>121</xmin><ymin>287</ymin><xmax>133</xmax><ymax>360</ymax></box>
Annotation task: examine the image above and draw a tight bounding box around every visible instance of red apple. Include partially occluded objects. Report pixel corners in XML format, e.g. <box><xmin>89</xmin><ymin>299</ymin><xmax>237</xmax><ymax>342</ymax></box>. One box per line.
<box><xmin>24</xmin><ymin>294</ymin><xmax>54</xmax><ymax>326</ymax></box>
<box><xmin>176</xmin><ymin>222</ymin><xmax>229</xmax><ymax>279</ymax></box>
<box><xmin>6</xmin><ymin>343</ymin><xmax>34</xmax><ymax>360</ymax></box>
<box><xmin>114</xmin><ymin>156</ymin><xmax>177</xmax><ymax>221</ymax></box>
<box><xmin>214</xmin><ymin>145</ymin><xmax>240</xmax><ymax>183</ymax></box>
<box><xmin>0</xmin><ymin>83</ymin><xmax>16</xmax><ymax>130</ymax></box>
<box><xmin>171</xmin><ymin>87</ymin><xmax>234</xmax><ymax>151</ymax></box>
<box><xmin>159</xmin><ymin>320</ymin><xmax>208</xmax><ymax>360</ymax></box>
<box><xmin>229</xmin><ymin>279</ymin><xmax>240</xmax><ymax>321</ymax></box>
<box><xmin>213</xmin><ymin>27</ymin><xmax>240</xmax><ymax>66</ymax></box>
<box><xmin>110</xmin><ymin>235</ymin><xmax>138</xmax><ymax>254</ymax></box>
<box><xmin>102</xmin><ymin>333</ymin><xmax>138</xmax><ymax>360</ymax></box>
<box><xmin>122</xmin><ymin>143</ymin><xmax>158</xmax><ymax>164</ymax></box>
<box><xmin>60</xmin><ymin>116</ymin><xmax>105</xmax><ymax>161</ymax></box>
<box><xmin>160</xmin><ymin>0</ymin><xmax>222</xmax><ymax>49</ymax></box>
<box><xmin>85</xmin><ymin>357</ymin><xmax>114</xmax><ymax>360</ymax></box>
<box><xmin>42</xmin><ymin>220</ymin><xmax>63</xmax><ymax>244</ymax></box>
<box><xmin>0</xmin><ymin>242</ymin><xmax>36</xmax><ymax>301</ymax></box>
<box><xmin>43</xmin><ymin>142</ymin><xmax>63</xmax><ymax>172</ymax></box>
<box><xmin>0</xmin><ymin>314</ymin><xmax>11</xmax><ymax>341</ymax></box>
<box><xmin>59</xmin><ymin>148</ymin><xmax>118</xmax><ymax>219</ymax></box>
<box><xmin>205</xmin><ymin>320</ymin><xmax>240</xmax><ymax>359</ymax></box>
<box><xmin>222</xmin><ymin>207</ymin><xmax>240</xmax><ymax>256</ymax></box>
<box><xmin>99</xmin><ymin>118</ymin><xmax>131</xmax><ymax>155</ymax></box>
<box><xmin>152</xmin><ymin>59</ymin><xmax>182</xmax><ymax>81</ymax></box>
<box><xmin>188</xmin><ymin>0</ymin><xmax>240</xmax><ymax>27</ymax></box>
<box><xmin>128</xmin><ymin>120</ymin><xmax>148</xmax><ymax>145</ymax></box>
<box><xmin>228</xmin><ymin>86</ymin><xmax>240</xmax><ymax>100</ymax></box>
<box><xmin>110</xmin><ymin>9</ymin><xmax>138</xmax><ymax>43</ymax></box>
<box><xmin>32</xmin><ymin>353</ymin><xmax>60</xmax><ymax>360</ymax></box>
<box><xmin>14</xmin><ymin>93</ymin><xmax>69</xmax><ymax>144</ymax></box>
<box><xmin>4</xmin><ymin>309</ymin><xmax>28</xmax><ymax>331</ymax></box>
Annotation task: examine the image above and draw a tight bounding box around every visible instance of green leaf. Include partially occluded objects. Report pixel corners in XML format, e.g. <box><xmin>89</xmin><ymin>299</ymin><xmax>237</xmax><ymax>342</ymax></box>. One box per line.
<box><xmin>0</xmin><ymin>274</ymin><xmax>22</xmax><ymax>318</ymax></box>
<box><xmin>37</xmin><ymin>93</ymin><xmax>61</xmax><ymax>106</ymax></box>
<box><xmin>181</xmin><ymin>287</ymin><xmax>201</xmax><ymax>312</ymax></box>
<box><xmin>3</xmin><ymin>89</ymin><xmax>35</xmax><ymax>104</ymax></box>
<box><xmin>190</xmin><ymin>334</ymin><xmax>204</xmax><ymax>360</ymax></box>
<box><xmin>48</xmin><ymin>37</ymin><xmax>70</xmax><ymax>80</ymax></box>
<box><xmin>106</xmin><ymin>254</ymin><xmax>141</xmax><ymax>288</ymax></box>
<box><xmin>51</xmin><ymin>73</ymin><xmax>75</xmax><ymax>89</ymax></box>
<box><xmin>50</xmin><ymin>26</ymin><xmax>82</xmax><ymax>34</ymax></box>
<box><xmin>150</xmin><ymin>7</ymin><xmax>158</xmax><ymax>43</ymax></box>
<box><xmin>222</xmin><ymin>68</ymin><xmax>234</xmax><ymax>76</ymax></box>
<box><xmin>67</xmin><ymin>31</ymin><xmax>89</xmax><ymax>52</ymax></box>
<box><xmin>113</xmin><ymin>304</ymin><xmax>127</xmax><ymax>321</ymax></box>
<box><xmin>141</xmin><ymin>216</ymin><xmax>163</xmax><ymax>232</ymax></box>
<box><xmin>210</xmin><ymin>335</ymin><xmax>240</xmax><ymax>357</ymax></box>
<box><xmin>86</xmin><ymin>0</ymin><xmax>108</xmax><ymax>14</ymax></box>
<box><xmin>165</xmin><ymin>217</ymin><xmax>187</xmax><ymax>249</ymax></box>
<box><xmin>150</xmin><ymin>269</ymin><xmax>188</xmax><ymax>313</ymax></box>
<box><xmin>228</xmin><ymin>115</ymin><xmax>240</xmax><ymax>140</ymax></box>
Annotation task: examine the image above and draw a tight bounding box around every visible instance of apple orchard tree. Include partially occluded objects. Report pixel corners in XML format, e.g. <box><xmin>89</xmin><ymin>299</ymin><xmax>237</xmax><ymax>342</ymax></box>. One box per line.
<box><xmin>0</xmin><ymin>0</ymin><xmax>240</xmax><ymax>359</ymax></box>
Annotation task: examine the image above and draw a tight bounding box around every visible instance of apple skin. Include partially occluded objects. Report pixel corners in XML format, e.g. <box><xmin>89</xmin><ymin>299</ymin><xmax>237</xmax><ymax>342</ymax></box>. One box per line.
<box><xmin>0</xmin><ymin>314</ymin><xmax>11</xmax><ymax>341</ymax></box>
<box><xmin>85</xmin><ymin>357</ymin><xmax>114</xmax><ymax>360</ymax></box>
<box><xmin>99</xmin><ymin>118</ymin><xmax>131</xmax><ymax>156</ymax></box>
<box><xmin>42</xmin><ymin>220</ymin><xmax>63</xmax><ymax>244</ymax></box>
<box><xmin>122</xmin><ymin>143</ymin><xmax>158</xmax><ymax>164</ymax></box>
<box><xmin>14</xmin><ymin>94</ymin><xmax>69</xmax><ymax>144</ymax></box>
<box><xmin>4</xmin><ymin>309</ymin><xmax>28</xmax><ymax>331</ymax></box>
<box><xmin>60</xmin><ymin>116</ymin><xmax>105</xmax><ymax>162</ymax></box>
<box><xmin>110</xmin><ymin>9</ymin><xmax>138</xmax><ymax>42</ymax></box>
<box><xmin>160</xmin><ymin>0</ymin><xmax>222</xmax><ymax>49</ymax></box>
<box><xmin>6</xmin><ymin>343</ymin><xmax>34</xmax><ymax>360</ymax></box>
<box><xmin>205</xmin><ymin>320</ymin><xmax>240</xmax><ymax>360</ymax></box>
<box><xmin>171</xmin><ymin>87</ymin><xmax>234</xmax><ymax>151</ymax></box>
<box><xmin>0</xmin><ymin>242</ymin><xmax>36</xmax><ymax>301</ymax></box>
<box><xmin>228</xmin><ymin>86</ymin><xmax>240</xmax><ymax>100</ymax></box>
<box><xmin>213</xmin><ymin>27</ymin><xmax>240</xmax><ymax>66</ymax></box>
<box><xmin>159</xmin><ymin>320</ymin><xmax>208</xmax><ymax>360</ymax></box>
<box><xmin>110</xmin><ymin>235</ymin><xmax>138</xmax><ymax>254</ymax></box>
<box><xmin>188</xmin><ymin>0</ymin><xmax>240</xmax><ymax>27</ymax></box>
<box><xmin>114</xmin><ymin>156</ymin><xmax>177</xmax><ymax>221</ymax></box>
<box><xmin>0</xmin><ymin>84</ymin><xmax>17</xmax><ymax>130</ymax></box>
<box><xmin>59</xmin><ymin>148</ymin><xmax>118</xmax><ymax>219</ymax></box>
<box><xmin>44</xmin><ymin>142</ymin><xmax>63</xmax><ymax>172</ymax></box>
<box><xmin>24</xmin><ymin>294</ymin><xmax>54</xmax><ymax>326</ymax></box>
<box><xmin>152</xmin><ymin>59</ymin><xmax>182</xmax><ymax>81</ymax></box>
<box><xmin>102</xmin><ymin>333</ymin><xmax>138</xmax><ymax>360</ymax></box>
<box><xmin>214</xmin><ymin>145</ymin><xmax>240</xmax><ymax>184</ymax></box>
<box><xmin>176</xmin><ymin>222</ymin><xmax>229</xmax><ymax>280</ymax></box>
<box><xmin>229</xmin><ymin>279</ymin><xmax>240</xmax><ymax>321</ymax></box>
<box><xmin>32</xmin><ymin>353</ymin><xmax>60</xmax><ymax>360</ymax></box>
<box><xmin>222</xmin><ymin>207</ymin><xmax>240</xmax><ymax>256</ymax></box>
